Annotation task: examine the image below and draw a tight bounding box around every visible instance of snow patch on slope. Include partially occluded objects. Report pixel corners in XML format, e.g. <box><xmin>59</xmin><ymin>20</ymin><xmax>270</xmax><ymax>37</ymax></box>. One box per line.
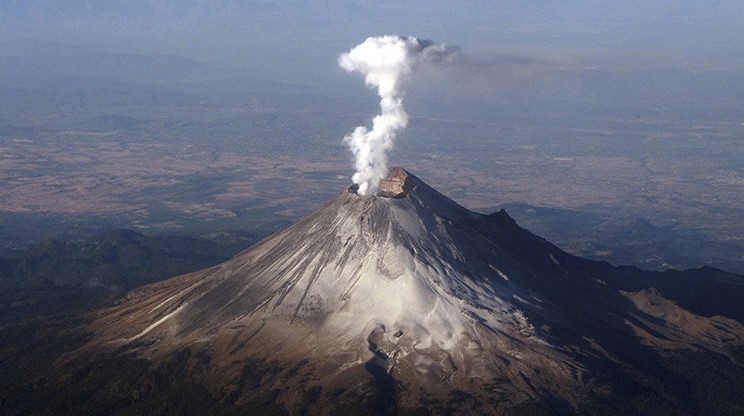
<box><xmin>130</xmin><ymin>303</ymin><xmax>187</xmax><ymax>341</ymax></box>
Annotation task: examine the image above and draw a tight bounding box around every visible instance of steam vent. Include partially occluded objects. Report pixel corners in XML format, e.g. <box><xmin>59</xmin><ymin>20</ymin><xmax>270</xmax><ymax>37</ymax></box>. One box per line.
<box><xmin>377</xmin><ymin>166</ymin><xmax>416</xmax><ymax>198</ymax></box>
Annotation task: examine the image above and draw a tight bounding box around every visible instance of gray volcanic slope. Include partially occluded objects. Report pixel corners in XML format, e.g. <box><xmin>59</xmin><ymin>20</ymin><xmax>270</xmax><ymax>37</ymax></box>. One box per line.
<box><xmin>85</xmin><ymin>169</ymin><xmax>744</xmax><ymax>414</ymax></box>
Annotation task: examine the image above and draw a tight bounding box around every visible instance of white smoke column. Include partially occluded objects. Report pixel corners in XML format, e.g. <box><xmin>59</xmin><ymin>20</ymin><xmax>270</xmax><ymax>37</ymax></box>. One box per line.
<box><xmin>340</xmin><ymin>35</ymin><xmax>457</xmax><ymax>195</ymax></box>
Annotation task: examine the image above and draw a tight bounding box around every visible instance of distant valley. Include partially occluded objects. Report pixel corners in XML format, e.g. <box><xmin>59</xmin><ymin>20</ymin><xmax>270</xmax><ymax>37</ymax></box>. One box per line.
<box><xmin>0</xmin><ymin>229</ymin><xmax>255</xmax><ymax>318</ymax></box>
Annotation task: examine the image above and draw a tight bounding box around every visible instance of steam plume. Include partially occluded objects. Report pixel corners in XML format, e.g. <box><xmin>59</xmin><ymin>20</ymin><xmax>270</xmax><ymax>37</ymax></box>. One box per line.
<box><xmin>340</xmin><ymin>35</ymin><xmax>458</xmax><ymax>195</ymax></box>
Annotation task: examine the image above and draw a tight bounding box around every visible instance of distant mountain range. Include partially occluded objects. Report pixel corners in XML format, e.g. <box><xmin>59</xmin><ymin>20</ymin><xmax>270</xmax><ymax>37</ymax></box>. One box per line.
<box><xmin>0</xmin><ymin>39</ymin><xmax>334</xmax><ymax>117</ymax></box>
<box><xmin>498</xmin><ymin>202</ymin><xmax>744</xmax><ymax>274</ymax></box>
<box><xmin>3</xmin><ymin>38</ymin><xmax>742</xmax><ymax>122</ymax></box>
<box><xmin>0</xmin><ymin>39</ymin><xmax>210</xmax><ymax>81</ymax></box>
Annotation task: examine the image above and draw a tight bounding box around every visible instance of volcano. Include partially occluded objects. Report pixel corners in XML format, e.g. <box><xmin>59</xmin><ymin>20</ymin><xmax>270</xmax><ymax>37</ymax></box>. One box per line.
<box><xmin>84</xmin><ymin>168</ymin><xmax>744</xmax><ymax>415</ymax></box>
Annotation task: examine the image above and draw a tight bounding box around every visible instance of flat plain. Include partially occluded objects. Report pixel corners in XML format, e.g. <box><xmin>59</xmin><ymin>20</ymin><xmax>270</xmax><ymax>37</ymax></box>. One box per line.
<box><xmin>0</xmin><ymin>42</ymin><xmax>742</xmax><ymax>272</ymax></box>
<box><xmin>1</xmin><ymin>106</ymin><xmax>742</xmax><ymax>272</ymax></box>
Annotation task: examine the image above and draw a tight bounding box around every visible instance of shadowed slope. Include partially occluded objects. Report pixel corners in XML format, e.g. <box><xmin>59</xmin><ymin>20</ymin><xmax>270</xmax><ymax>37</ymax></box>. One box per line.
<box><xmin>82</xmin><ymin>168</ymin><xmax>744</xmax><ymax>415</ymax></box>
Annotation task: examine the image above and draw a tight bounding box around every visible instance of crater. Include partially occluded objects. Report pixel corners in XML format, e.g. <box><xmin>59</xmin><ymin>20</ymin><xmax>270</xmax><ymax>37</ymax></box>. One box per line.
<box><xmin>377</xmin><ymin>166</ymin><xmax>415</xmax><ymax>198</ymax></box>
<box><xmin>348</xmin><ymin>167</ymin><xmax>415</xmax><ymax>198</ymax></box>
<box><xmin>348</xmin><ymin>166</ymin><xmax>416</xmax><ymax>199</ymax></box>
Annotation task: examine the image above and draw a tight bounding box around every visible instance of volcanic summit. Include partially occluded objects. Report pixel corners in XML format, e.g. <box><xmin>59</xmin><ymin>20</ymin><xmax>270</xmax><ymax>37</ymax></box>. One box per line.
<box><xmin>83</xmin><ymin>168</ymin><xmax>744</xmax><ymax>415</ymax></box>
<box><xmin>375</xmin><ymin>166</ymin><xmax>416</xmax><ymax>198</ymax></box>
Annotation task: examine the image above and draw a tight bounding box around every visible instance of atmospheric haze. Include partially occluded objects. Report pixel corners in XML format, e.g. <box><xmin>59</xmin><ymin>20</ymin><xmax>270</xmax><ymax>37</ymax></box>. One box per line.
<box><xmin>2</xmin><ymin>3</ymin><xmax>744</xmax><ymax>415</ymax></box>
<box><xmin>340</xmin><ymin>35</ymin><xmax>459</xmax><ymax>195</ymax></box>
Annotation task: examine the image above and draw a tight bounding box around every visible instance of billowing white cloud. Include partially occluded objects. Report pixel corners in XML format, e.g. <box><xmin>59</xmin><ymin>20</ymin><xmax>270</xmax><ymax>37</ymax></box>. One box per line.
<box><xmin>340</xmin><ymin>35</ymin><xmax>459</xmax><ymax>195</ymax></box>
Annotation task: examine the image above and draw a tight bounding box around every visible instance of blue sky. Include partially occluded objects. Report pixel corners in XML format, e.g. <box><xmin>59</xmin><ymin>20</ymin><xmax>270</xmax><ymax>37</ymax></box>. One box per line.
<box><xmin>1</xmin><ymin>0</ymin><xmax>742</xmax><ymax>83</ymax></box>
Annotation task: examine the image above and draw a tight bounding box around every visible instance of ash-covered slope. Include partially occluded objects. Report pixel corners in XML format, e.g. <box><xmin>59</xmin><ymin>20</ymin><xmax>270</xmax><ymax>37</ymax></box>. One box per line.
<box><xmin>85</xmin><ymin>168</ymin><xmax>744</xmax><ymax>415</ymax></box>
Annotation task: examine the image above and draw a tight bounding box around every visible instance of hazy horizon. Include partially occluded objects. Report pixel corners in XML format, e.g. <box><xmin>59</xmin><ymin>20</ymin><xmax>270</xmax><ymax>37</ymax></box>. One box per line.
<box><xmin>2</xmin><ymin>1</ymin><xmax>743</xmax><ymax>76</ymax></box>
<box><xmin>1</xmin><ymin>1</ymin><xmax>742</xmax><ymax>272</ymax></box>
